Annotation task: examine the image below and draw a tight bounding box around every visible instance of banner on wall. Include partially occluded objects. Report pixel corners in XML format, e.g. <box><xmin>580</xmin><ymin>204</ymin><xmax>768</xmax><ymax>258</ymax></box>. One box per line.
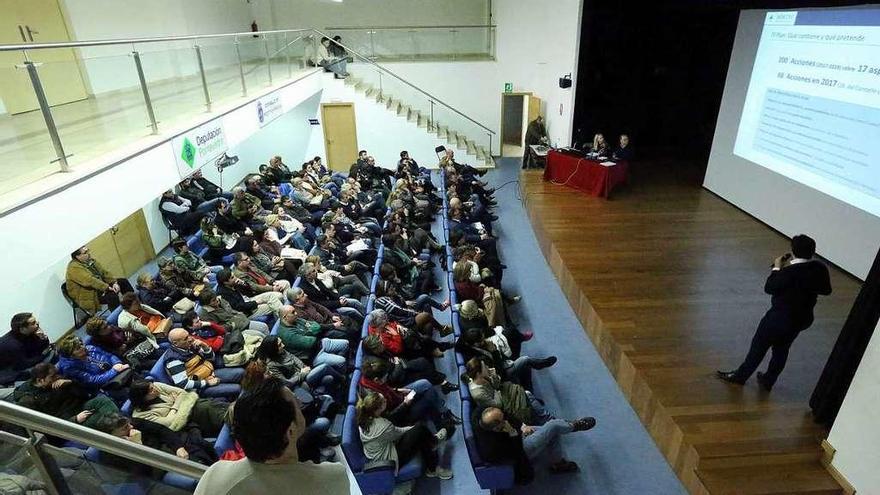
<box><xmin>171</xmin><ymin>120</ymin><xmax>228</xmax><ymax>178</ymax></box>
<box><xmin>256</xmin><ymin>92</ymin><xmax>284</xmax><ymax>128</ymax></box>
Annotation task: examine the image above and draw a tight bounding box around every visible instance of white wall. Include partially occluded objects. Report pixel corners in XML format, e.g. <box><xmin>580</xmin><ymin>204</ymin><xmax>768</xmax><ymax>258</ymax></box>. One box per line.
<box><xmin>827</xmin><ymin>320</ymin><xmax>880</xmax><ymax>493</ymax></box>
<box><xmin>703</xmin><ymin>9</ymin><xmax>880</xmax><ymax>280</ymax></box>
<box><xmin>304</xmin><ymin>74</ymin><xmax>481</xmax><ymax>170</ymax></box>
<box><xmin>60</xmin><ymin>0</ymin><xmax>253</xmax><ymax>95</ymax></box>
<box><xmin>344</xmin><ymin>0</ymin><xmax>583</xmax><ymax>152</ymax></box>
<box><xmin>0</xmin><ymin>75</ymin><xmax>322</xmax><ymax>341</ymax></box>
<box><xmin>250</xmin><ymin>0</ymin><xmax>488</xmax><ymax>31</ymax></box>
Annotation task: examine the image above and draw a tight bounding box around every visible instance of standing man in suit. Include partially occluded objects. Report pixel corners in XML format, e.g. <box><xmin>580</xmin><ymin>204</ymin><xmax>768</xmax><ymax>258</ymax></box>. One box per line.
<box><xmin>717</xmin><ymin>235</ymin><xmax>832</xmax><ymax>391</ymax></box>
<box><xmin>522</xmin><ymin>115</ymin><xmax>548</xmax><ymax>169</ymax></box>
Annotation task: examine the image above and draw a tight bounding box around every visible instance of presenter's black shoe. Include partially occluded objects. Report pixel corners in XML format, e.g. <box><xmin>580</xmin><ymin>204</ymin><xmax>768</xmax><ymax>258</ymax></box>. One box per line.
<box><xmin>756</xmin><ymin>372</ymin><xmax>774</xmax><ymax>392</ymax></box>
<box><xmin>571</xmin><ymin>416</ymin><xmax>597</xmax><ymax>432</ymax></box>
<box><xmin>715</xmin><ymin>370</ymin><xmax>746</xmax><ymax>385</ymax></box>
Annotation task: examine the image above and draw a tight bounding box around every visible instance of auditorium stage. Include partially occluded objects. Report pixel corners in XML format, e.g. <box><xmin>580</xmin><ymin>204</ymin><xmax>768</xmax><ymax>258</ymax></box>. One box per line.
<box><xmin>520</xmin><ymin>164</ymin><xmax>860</xmax><ymax>495</ymax></box>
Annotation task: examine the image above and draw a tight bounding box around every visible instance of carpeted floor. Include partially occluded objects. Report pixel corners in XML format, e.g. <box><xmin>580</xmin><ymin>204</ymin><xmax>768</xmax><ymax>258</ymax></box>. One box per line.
<box><xmin>417</xmin><ymin>158</ymin><xmax>686</xmax><ymax>495</ymax></box>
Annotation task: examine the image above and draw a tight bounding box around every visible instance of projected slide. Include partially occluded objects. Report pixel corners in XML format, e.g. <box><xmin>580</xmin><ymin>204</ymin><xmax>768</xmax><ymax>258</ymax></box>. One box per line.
<box><xmin>734</xmin><ymin>9</ymin><xmax>880</xmax><ymax>217</ymax></box>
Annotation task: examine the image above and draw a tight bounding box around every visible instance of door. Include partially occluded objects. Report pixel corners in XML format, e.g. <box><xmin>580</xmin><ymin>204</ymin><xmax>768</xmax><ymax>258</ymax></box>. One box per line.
<box><xmin>528</xmin><ymin>95</ymin><xmax>542</xmax><ymax>124</ymax></box>
<box><xmin>0</xmin><ymin>0</ymin><xmax>88</xmax><ymax>114</ymax></box>
<box><xmin>321</xmin><ymin>103</ymin><xmax>358</xmax><ymax>172</ymax></box>
<box><xmin>501</xmin><ymin>94</ymin><xmax>524</xmax><ymax>145</ymax></box>
<box><xmin>85</xmin><ymin>210</ymin><xmax>156</xmax><ymax>279</ymax></box>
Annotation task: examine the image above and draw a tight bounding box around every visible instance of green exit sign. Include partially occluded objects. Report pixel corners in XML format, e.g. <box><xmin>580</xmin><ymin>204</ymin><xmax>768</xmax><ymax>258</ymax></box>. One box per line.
<box><xmin>504</xmin><ymin>83</ymin><xmax>512</xmax><ymax>93</ymax></box>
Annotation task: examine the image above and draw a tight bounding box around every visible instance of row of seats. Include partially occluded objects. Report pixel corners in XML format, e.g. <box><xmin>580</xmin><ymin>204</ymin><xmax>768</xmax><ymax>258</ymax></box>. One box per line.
<box><xmin>439</xmin><ymin>169</ymin><xmax>516</xmax><ymax>491</ymax></box>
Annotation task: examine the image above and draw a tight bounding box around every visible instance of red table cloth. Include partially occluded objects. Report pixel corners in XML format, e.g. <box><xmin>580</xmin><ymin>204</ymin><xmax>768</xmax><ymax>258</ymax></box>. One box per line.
<box><xmin>542</xmin><ymin>149</ymin><xmax>629</xmax><ymax>198</ymax></box>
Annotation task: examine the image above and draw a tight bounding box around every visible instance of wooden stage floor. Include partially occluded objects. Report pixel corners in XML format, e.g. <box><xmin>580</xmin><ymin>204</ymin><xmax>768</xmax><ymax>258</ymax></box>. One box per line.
<box><xmin>520</xmin><ymin>165</ymin><xmax>860</xmax><ymax>495</ymax></box>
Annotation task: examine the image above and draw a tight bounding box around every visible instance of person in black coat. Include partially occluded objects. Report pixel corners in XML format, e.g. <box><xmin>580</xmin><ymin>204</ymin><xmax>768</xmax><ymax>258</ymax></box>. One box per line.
<box><xmin>0</xmin><ymin>313</ymin><xmax>54</xmax><ymax>386</ymax></box>
<box><xmin>717</xmin><ymin>234</ymin><xmax>832</xmax><ymax>390</ymax></box>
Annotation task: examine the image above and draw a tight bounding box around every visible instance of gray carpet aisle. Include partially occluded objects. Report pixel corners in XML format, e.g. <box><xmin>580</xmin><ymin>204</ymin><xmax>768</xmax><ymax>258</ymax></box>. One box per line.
<box><xmin>421</xmin><ymin>159</ymin><xmax>686</xmax><ymax>495</ymax></box>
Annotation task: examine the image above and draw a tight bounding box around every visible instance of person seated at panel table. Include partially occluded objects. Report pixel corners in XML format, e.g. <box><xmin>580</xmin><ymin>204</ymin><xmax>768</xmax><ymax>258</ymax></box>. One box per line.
<box><xmin>612</xmin><ymin>133</ymin><xmax>634</xmax><ymax>162</ymax></box>
<box><xmin>589</xmin><ymin>133</ymin><xmax>609</xmax><ymax>157</ymax></box>
<box><xmin>66</xmin><ymin>246</ymin><xmax>135</xmax><ymax>313</ymax></box>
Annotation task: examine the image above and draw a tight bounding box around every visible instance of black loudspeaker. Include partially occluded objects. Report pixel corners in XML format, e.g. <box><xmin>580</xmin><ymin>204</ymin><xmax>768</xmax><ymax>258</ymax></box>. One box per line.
<box><xmin>559</xmin><ymin>74</ymin><xmax>572</xmax><ymax>89</ymax></box>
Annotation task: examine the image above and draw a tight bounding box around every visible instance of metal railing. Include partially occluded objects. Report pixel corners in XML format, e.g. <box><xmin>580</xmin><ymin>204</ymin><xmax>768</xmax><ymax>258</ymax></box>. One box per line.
<box><xmin>0</xmin><ymin>26</ymin><xmax>494</xmax><ymax>196</ymax></box>
<box><xmin>0</xmin><ymin>400</ymin><xmax>206</xmax><ymax>494</ymax></box>
<box><xmin>324</xmin><ymin>24</ymin><xmax>496</xmax><ymax>63</ymax></box>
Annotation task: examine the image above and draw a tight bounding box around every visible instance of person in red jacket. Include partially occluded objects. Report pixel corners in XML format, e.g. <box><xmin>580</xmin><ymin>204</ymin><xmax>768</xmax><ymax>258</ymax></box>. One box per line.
<box><xmin>366</xmin><ymin>310</ymin><xmax>452</xmax><ymax>361</ymax></box>
<box><xmin>182</xmin><ymin>312</ymin><xmax>226</xmax><ymax>353</ymax></box>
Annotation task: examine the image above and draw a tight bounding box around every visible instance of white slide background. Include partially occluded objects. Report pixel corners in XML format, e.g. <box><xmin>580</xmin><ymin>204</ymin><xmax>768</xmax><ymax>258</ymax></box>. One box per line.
<box><xmin>704</xmin><ymin>7</ymin><xmax>880</xmax><ymax>280</ymax></box>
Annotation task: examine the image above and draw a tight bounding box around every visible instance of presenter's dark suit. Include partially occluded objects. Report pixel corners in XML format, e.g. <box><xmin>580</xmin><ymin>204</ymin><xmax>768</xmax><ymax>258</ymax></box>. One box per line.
<box><xmin>734</xmin><ymin>260</ymin><xmax>832</xmax><ymax>386</ymax></box>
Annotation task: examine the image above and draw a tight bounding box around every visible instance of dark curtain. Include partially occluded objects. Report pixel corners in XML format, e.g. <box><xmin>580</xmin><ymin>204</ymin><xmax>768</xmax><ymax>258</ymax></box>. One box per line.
<box><xmin>810</xmin><ymin>247</ymin><xmax>880</xmax><ymax>427</ymax></box>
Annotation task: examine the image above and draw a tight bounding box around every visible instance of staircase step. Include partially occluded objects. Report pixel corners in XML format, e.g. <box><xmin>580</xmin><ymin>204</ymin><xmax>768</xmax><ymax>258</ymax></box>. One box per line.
<box><xmin>417</xmin><ymin>114</ymin><xmax>427</xmax><ymax>128</ymax></box>
<box><xmin>397</xmin><ymin>103</ymin><xmax>409</xmax><ymax>117</ymax></box>
<box><xmin>466</xmin><ymin>140</ymin><xmax>477</xmax><ymax>155</ymax></box>
<box><xmin>408</xmin><ymin>109</ymin><xmax>420</xmax><ymax>123</ymax></box>
<box><xmin>364</xmin><ymin>87</ymin><xmax>377</xmax><ymax>98</ymax></box>
<box><xmin>354</xmin><ymin>80</ymin><xmax>370</xmax><ymax>92</ymax></box>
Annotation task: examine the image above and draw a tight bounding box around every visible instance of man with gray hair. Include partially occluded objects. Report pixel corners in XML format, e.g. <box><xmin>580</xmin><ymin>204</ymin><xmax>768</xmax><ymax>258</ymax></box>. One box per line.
<box><xmin>230</xmin><ymin>186</ymin><xmax>264</xmax><ymax>222</ymax></box>
<box><xmin>298</xmin><ymin>262</ymin><xmax>366</xmax><ymax>320</ymax></box>
<box><xmin>286</xmin><ymin>287</ymin><xmax>359</xmax><ymax>344</ymax></box>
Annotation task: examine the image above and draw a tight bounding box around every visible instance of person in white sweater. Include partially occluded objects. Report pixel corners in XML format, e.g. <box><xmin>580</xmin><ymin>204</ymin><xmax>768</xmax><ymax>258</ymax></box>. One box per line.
<box><xmin>356</xmin><ymin>392</ymin><xmax>452</xmax><ymax>480</ymax></box>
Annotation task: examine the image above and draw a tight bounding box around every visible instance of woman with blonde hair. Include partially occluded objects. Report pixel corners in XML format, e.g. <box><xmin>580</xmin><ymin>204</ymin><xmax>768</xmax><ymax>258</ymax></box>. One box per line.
<box><xmin>357</xmin><ymin>392</ymin><xmax>452</xmax><ymax>480</ymax></box>
<box><xmin>591</xmin><ymin>133</ymin><xmax>608</xmax><ymax>156</ymax></box>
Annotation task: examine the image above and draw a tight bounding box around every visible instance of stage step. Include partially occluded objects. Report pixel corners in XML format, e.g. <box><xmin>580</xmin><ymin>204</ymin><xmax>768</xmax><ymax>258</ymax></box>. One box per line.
<box><xmin>696</xmin><ymin>460</ymin><xmax>843</xmax><ymax>495</ymax></box>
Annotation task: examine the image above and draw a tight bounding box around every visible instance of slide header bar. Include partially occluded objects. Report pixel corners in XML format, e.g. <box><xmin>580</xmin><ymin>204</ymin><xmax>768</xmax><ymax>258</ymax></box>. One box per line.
<box><xmin>767</xmin><ymin>9</ymin><xmax>880</xmax><ymax>27</ymax></box>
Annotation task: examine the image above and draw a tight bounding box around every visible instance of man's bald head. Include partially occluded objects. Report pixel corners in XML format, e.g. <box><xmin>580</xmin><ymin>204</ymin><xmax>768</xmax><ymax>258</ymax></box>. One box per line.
<box><xmin>168</xmin><ymin>328</ymin><xmax>189</xmax><ymax>345</ymax></box>
<box><xmin>481</xmin><ymin>407</ymin><xmax>505</xmax><ymax>428</ymax></box>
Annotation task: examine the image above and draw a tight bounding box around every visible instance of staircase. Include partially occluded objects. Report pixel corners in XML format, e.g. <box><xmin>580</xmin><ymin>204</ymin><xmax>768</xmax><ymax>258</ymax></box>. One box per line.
<box><xmin>343</xmin><ymin>75</ymin><xmax>495</xmax><ymax>167</ymax></box>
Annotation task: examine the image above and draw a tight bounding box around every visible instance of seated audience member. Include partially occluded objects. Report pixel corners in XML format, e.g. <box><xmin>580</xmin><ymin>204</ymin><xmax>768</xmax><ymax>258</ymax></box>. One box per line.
<box><xmin>215</xmin><ymin>198</ymin><xmax>253</xmax><ymax>236</ymax></box>
<box><xmin>361</xmin><ymin>335</ymin><xmax>458</xmax><ymax>394</ymax></box>
<box><xmin>165</xmin><ymin>328</ymin><xmax>244</xmax><ymax>394</ymax></box>
<box><xmin>231</xmin><ymin>252</ymin><xmax>291</xmax><ymax>295</ymax></box>
<box><xmin>230</xmin><ymin>186</ymin><xmax>265</xmax><ymax>223</ymax></box>
<box><xmin>298</xmin><ymin>262</ymin><xmax>366</xmax><ymax>319</ymax></box>
<box><xmin>367</xmin><ymin>309</ymin><xmax>452</xmax><ymax>361</ymax></box>
<box><xmin>216</xmin><ymin>269</ymin><xmax>284</xmax><ymax>319</ymax></box>
<box><xmin>0</xmin><ymin>313</ymin><xmax>53</xmax><ymax>386</ymax></box>
<box><xmin>56</xmin><ymin>336</ymin><xmax>132</xmax><ymax>393</ymax></box>
<box><xmin>172</xmin><ymin>238</ymin><xmax>222</xmax><ymax>284</ymax></box>
<box><xmin>397</xmin><ymin>150</ymin><xmax>421</xmax><ymax>177</ymax></box>
<box><xmin>357</xmin><ymin>392</ymin><xmax>453</xmax><ymax>480</ymax></box>
<box><xmin>118</xmin><ymin>292</ymin><xmax>171</xmax><ymax>342</ymax></box>
<box><xmin>201</xmin><ymin>215</ymin><xmax>252</xmax><ymax>260</ymax></box>
<box><xmin>245</xmin><ymin>176</ymin><xmax>280</xmax><ymax>210</ymax></box>
<box><xmin>181</xmin><ymin>312</ymin><xmax>226</xmax><ymax>352</ymax></box>
<box><xmin>375</xmin><ymin>290</ymin><xmax>452</xmax><ymax>338</ymax></box>
<box><xmin>287</xmin><ymin>287</ymin><xmax>359</xmax><ymax>342</ymax></box>
<box><xmin>136</xmin><ymin>272</ymin><xmax>178</xmax><ymax>314</ymax></box>
<box><xmin>456</xmin><ymin>326</ymin><xmax>554</xmax><ymax>389</ymax></box>
<box><xmin>66</xmin><ymin>246</ymin><xmax>134</xmax><ymax>312</ymax></box>
<box><xmin>181</xmin><ymin>169</ymin><xmax>232</xmax><ymax>203</ymax></box>
<box><xmin>612</xmin><ymin>133</ymin><xmax>634</xmax><ymax>161</ymax></box>
<box><xmin>156</xmin><ymin>257</ymin><xmax>197</xmax><ymax>299</ymax></box>
<box><xmin>465</xmin><ymin>357</ymin><xmax>581</xmax><ymax>428</ymax></box>
<box><xmin>197</xmin><ymin>289</ymin><xmax>270</xmax><ymax>335</ymax></box>
<box><xmin>264</xmin><ymin>214</ymin><xmax>309</xmax><ymax>250</ymax></box>
<box><xmin>265</xmin><ymin>155</ymin><xmax>293</xmax><ymax>185</ymax></box>
<box><xmin>458</xmin><ymin>299</ymin><xmax>530</xmax><ymax>359</ymax></box>
<box><xmin>195</xmin><ymin>378</ymin><xmax>350</xmax><ymax>495</ymax></box>
<box><xmin>256</xmin><ymin>335</ymin><xmax>344</xmax><ymax>390</ymax></box>
<box><xmin>276</xmin><ymin>305</ymin><xmax>349</xmax><ymax>373</ymax></box>
<box><xmin>128</xmin><ymin>379</ymin><xmax>227</xmax><ymax>437</ymax></box>
<box><xmin>359</xmin><ymin>357</ymin><xmax>459</xmax><ymax>429</ymax></box>
<box><xmin>247</xmin><ymin>237</ymin><xmax>302</xmax><ymax>284</ymax></box>
<box><xmin>12</xmin><ymin>363</ymin><xmax>119</xmax><ymax>429</ymax></box>
<box><xmin>474</xmin><ymin>406</ymin><xmax>595</xmax><ymax>481</ymax></box>
<box><xmin>305</xmin><ymin>255</ymin><xmax>369</xmax><ymax>299</ymax></box>
<box><xmin>96</xmin><ymin>413</ymin><xmax>217</xmax><ymax>466</ymax></box>
<box><xmin>85</xmin><ymin>317</ymin><xmax>158</xmax><ymax>371</ymax></box>
<box><xmin>160</xmin><ymin>189</ymin><xmax>223</xmax><ymax>235</ymax></box>
<box><xmin>316</xmin><ymin>36</ymin><xmax>348</xmax><ymax>79</ymax></box>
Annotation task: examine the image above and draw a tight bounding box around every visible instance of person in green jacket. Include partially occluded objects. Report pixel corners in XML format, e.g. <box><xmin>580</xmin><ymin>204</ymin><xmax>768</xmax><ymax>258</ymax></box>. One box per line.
<box><xmin>275</xmin><ymin>306</ymin><xmax>348</xmax><ymax>373</ymax></box>
<box><xmin>12</xmin><ymin>363</ymin><xmax>118</xmax><ymax>429</ymax></box>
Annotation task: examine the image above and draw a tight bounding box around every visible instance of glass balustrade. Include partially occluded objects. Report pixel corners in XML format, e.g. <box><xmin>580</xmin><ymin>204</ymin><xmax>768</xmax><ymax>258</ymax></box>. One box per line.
<box><xmin>326</xmin><ymin>25</ymin><xmax>495</xmax><ymax>62</ymax></box>
<box><xmin>0</xmin><ymin>25</ymin><xmax>494</xmax><ymax>201</ymax></box>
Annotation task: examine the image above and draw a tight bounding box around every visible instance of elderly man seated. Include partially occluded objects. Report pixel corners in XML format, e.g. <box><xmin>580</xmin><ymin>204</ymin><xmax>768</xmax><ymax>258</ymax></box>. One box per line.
<box><xmin>230</xmin><ymin>186</ymin><xmax>266</xmax><ymax>223</ymax></box>
<box><xmin>275</xmin><ymin>305</ymin><xmax>349</xmax><ymax>374</ymax></box>
<box><xmin>165</xmin><ymin>328</ymin><xmax>244</xmax><ymax>398</ymax></box>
